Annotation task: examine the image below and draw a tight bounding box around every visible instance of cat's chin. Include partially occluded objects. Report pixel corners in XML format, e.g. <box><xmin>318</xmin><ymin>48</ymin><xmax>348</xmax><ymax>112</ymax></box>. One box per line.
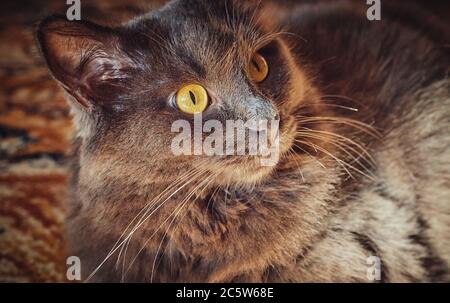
<box><xmin>213</xmin><ymin>158</ymin><xmax>278</xmax><ymax>187</ymax></box>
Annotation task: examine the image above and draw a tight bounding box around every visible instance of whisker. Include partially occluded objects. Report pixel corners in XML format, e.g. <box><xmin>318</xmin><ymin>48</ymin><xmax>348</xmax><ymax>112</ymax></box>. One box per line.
<box><xmin>115</xmin><ymin>166</ymin><xmax>202</xmax><ymax>269</ymax></box>
<box><xmin>86</xmin><ymin>162</ymin><xmax>209</xmax><ymax>281</ymax></box>
<box><xmin>299</xmin><ymin>138</ymin><xmax>376</xmax><ymax>181</ymax></box>
<box><xmin>297</xmin><ymin>127</ymin><xmax>377</xmax><ymax>165</ymax></box>
<box><xmin>295</xmin><ymin>139</ymin><xmax>356</xmax><ymax>179</ymax></box>
<box><xmin>296</xmin><ymin>116</ymin><xmax>381</xmax><ymax>139</ymax></box>
<box><xmin>122</xmin><ymin>163</ymin><xmax>223</xmax><ymax>281</ymax></box>
<box><xmin>149</xmin><ymin>170</ymin><xmax>219</xmax><ymax>282</ymax></box>
<box><xmin>293</xmin><ymin>142</ymin><xmax>326</xmax><ymax>169</ymax></box>
<box><xmin>286</xmin><ymin>148</ymin><xmax>306</xmax><ymax>182</ymax></box>
<box><xmin>297</xmin><ymin>103</ymin><xmax>360</xmax><ymax>112</ymax></box>
<box><xmin>298</xmin><ymin>132</ymin><xmax>375</xmax><ymax>175</ymax></box>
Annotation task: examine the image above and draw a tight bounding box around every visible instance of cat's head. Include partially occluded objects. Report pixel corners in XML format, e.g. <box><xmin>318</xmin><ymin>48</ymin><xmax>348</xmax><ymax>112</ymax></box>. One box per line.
<box><xmin>37</xmin><ymin>0</ymin><xmax>311</xmax><ymax>188</ymax></box>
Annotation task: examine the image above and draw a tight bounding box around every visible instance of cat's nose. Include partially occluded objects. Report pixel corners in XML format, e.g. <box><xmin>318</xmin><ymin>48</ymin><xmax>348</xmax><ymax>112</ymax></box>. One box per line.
<box><xmin>244</xmin><ymin>96</ymin><xmax>279</xmax><ymax>123</ymax></box>
<box><xmin>242</xmin><ymin>97</ymin><xmax>279</xmax><ymax>145</ymax></box>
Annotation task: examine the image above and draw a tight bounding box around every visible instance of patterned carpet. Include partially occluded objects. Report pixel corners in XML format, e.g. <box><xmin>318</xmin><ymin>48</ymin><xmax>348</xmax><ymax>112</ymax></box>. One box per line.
<box><xmin>0</xmin><ymin>0</ymin><xmax>447</xmax><ymax>282</ymax></box>
<box><xmin>0</xmin><ymin>0</ymin><xmax>166</xmax><ymax>283</ymax></box>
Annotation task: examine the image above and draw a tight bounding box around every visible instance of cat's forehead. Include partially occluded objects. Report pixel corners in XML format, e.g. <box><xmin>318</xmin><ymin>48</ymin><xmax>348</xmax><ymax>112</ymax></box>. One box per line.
<box><xmin>157</xmin><ymin>0</ymin><xmax>255</xmax><ymax>27</ymax></box>
<box><xmin>119</xmin><ymin>0</ymin><xmax>271</xmax><ymax>86</ymax></box>
<box><xmin>128</xmin><ymin>0</ymin><xmax>265</xmax><ymax>54</ymax></box>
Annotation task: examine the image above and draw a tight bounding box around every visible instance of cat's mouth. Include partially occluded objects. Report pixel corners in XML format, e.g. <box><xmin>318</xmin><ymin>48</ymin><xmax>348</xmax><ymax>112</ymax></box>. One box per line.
<box><xmin>215</xmin><ymin>160</ymin><xmax>276</xmax><ymax>186</ymax></box>
<box><xmin>209</xmin><ymin>116</ymin><xmax>297</xmax><ymax>187</ymax></box>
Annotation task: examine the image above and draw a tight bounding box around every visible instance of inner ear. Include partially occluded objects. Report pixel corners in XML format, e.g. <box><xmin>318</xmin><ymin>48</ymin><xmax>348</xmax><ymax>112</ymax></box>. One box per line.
<box><xmin>37</xmin><ymin>15</ymin><xmax>131</xmax><ymax>108</ymax></box>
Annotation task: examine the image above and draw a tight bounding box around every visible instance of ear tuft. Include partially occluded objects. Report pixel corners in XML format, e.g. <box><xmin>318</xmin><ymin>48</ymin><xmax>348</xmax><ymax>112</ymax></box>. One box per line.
<box><xmin>37</xmin><ymin>15</ymin><xmax>131</xmax><ymax>108</ymax></box>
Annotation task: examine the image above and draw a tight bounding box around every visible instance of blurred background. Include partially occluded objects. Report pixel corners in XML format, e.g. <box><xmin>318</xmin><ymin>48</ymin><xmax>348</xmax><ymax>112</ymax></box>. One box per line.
<box><xmin>0</xmin><ymin>0</ymin><xmax>448</xmax><ymax>282</ymax></box>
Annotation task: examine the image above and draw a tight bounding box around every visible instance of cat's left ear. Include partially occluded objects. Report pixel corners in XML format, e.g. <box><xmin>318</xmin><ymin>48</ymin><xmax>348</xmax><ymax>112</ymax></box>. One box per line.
<box><xmin>37</xmin><ymin>15</ymin><xmax>133</xmax><ymax>109</ymax></box>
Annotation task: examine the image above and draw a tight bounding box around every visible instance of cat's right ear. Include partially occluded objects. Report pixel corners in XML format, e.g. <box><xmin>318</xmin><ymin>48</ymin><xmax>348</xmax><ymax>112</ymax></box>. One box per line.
<box><xmin>37</xmin><ymin>15</ymin><xmax>132</xmax><ymax>109</ymax></box>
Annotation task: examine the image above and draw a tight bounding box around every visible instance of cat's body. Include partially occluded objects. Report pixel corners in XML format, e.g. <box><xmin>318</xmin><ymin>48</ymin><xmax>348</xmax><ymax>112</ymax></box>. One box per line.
<box><xmin>37</xmin><ymin>0</ymin><xmax>450</xmax><ymax>282</ymax></box>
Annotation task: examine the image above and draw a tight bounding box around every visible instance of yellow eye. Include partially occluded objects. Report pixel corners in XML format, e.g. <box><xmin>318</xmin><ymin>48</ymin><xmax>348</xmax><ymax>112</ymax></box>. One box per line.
<box><xmin>176</xmin><ymin>84</ymin><xmax>209</xmax><ymax>114</ymax></box>
<box><xmin>249</xmin><ymin>52</ymin><xmax>269</xmax><ymax>83</ymax></box>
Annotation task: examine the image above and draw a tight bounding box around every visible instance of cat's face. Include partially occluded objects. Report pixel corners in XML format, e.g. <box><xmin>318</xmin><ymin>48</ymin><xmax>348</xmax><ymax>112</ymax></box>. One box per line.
<box><xmin>37</xmin><ymin>0</ymin><xmax>308</xmax><ymax>187</ymax></box>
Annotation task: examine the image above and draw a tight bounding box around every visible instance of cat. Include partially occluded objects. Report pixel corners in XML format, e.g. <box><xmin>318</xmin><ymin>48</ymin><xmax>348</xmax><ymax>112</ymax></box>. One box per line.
<box><xmin>36</xmin><ymin>0</ymin><xmax>450</xmax><ymax>282</ymax></box>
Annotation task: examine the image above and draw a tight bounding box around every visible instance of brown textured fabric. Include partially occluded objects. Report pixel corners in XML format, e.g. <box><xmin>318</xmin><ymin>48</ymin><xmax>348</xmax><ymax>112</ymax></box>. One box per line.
<box><xmin>0</xmin><ymin>17</ymin><xmax>70</xmax><ymax>283</ymax></box>
<box><xmin>0</xmin><ymin>0</ymin><xmax>169</xmax><ymax>284</ymax></box>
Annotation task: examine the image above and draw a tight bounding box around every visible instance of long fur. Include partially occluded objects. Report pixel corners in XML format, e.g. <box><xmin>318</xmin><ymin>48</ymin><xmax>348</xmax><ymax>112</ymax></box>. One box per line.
<box><xmin>37</xmin><ymin>0</ymin><xmax>450</xmax><ymax>282</ymax></box>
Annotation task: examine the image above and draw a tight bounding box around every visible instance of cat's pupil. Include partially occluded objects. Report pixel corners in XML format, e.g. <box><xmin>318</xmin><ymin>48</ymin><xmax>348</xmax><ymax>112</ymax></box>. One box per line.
<box><xmin>252</xmin><ymin>59</ymin><xmax>261</xmax><ymax>72</ymax></box>
<box><xmin>189</xmin><ymin>91</ymin><xmax>196</xmax><ymax>105</ymax></box>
